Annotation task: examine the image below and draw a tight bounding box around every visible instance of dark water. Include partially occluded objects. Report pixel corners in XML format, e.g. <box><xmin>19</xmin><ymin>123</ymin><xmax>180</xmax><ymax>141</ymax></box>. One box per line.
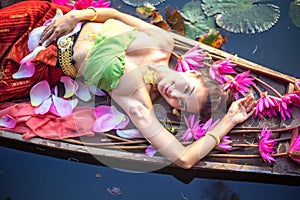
<box><xmin>1</xmin><ymin>0</ymin><xmax>300</xmax><ymax>199</ymax></box>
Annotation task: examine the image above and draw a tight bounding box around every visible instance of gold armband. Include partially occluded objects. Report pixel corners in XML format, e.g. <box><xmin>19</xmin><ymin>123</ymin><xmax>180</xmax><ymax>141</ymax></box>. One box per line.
<box><xmin>87</xmin><ymin>7</ymin><xmax>97</xmax><ymax>21</ymax></box>
<box><xmin>207</xmin><ymin>132</ymin><xmax>220</xmax><ymax>146</ymax></box>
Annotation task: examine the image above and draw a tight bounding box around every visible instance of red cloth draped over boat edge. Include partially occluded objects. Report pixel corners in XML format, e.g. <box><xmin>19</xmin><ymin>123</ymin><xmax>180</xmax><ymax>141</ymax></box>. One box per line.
<box><xmin>0</xmin><ymin>1</ymin><xmax>96</xmax><ymax>139</ymax></box>
<box><xmin>0</xmin><ymin>1</ymin><xmax>71</xmax><ymax>102</ymax></box>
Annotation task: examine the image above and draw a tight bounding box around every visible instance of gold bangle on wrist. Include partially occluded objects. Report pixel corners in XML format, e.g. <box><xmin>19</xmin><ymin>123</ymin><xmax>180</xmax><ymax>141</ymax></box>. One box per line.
<box><xmin>87</xmin><ymin>7</ymin><xmax>97</xmax><ymax>21</ymax></box>
<box><xmin>207</xmin><ymin>133</ymin><xmax>220</xmax><ymax>146</ymax></box>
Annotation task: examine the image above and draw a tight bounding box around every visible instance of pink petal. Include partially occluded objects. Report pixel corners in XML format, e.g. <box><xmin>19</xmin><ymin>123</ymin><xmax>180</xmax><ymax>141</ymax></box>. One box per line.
<box><xmin>94</xmin><ymin>105</ymin><xmax>113</xmax><ymax>118</ymax></box>
<box><xmin>116</xmin><ymin>129</ymin><xmax>143</xmax><ymax>139</ymax></box>
<box><xmin>12</xmin><ymin>61</ymin><xmax>35</xmax><ymax>79</ymax></box>
<box><xmin>114</xmin><ymin>116</ymin><xmax>129</xmax><ymax>129</ymax></box>
<box><xmin>145</xmin><ymin>145</ymin><xmax>157</xmax><ymax>157</ymax></box>
<box><xmin>51</xmin><ymin>95</ymin><xmax>73</xmax><ymax>117</ymax></box>
<box><xmin>75</xmin><ymin>81</ymin><xmax>91</xmax><ymax>101</ymax></box>
<box><xmin>30</xmin><ymin>80</ymin><xmax>51</xmax><ymax>107</ymax></box>
<box><xmin>60</xmin><ymin>76</ymin><xmax>76</xmax><ymax>98</ymax></box>
<box><xmin>34</xmin><ymin>97</ymin><xmax>52</xmax><ymax>115</ymax></box>
<box><xmin>0</xmin><ymin>114</ymin><xmax>16</xmax><ymax>129</ymax></box>
<box><xmin>92</xmin><ymin>114</ymin><xmax>118</xmax><ymax>132</ymax></box>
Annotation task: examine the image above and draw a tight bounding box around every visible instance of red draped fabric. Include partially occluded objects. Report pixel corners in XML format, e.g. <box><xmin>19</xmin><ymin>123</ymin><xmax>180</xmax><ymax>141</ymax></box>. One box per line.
<box><xmin>0</xmin><ymin>1</ymin><xmax>71</xmax><ymax>102</ymax></box>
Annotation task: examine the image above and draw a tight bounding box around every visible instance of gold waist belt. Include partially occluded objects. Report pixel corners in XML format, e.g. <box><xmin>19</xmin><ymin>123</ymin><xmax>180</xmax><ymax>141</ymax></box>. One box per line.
<box><xmin>57</xmin><ymin>35</ymin><xmax>78</xmax><ymax>78</ymax></box>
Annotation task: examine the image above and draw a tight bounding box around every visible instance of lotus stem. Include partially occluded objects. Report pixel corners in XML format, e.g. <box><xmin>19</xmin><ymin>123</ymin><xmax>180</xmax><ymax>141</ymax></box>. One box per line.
<box><xmin>271</xmin><ymin>152</ymin><xmax>288</xmax><ymax>157</ymax></box>
<box><xmin>207</xmin><ymin>153</ymin><xmax>261</xmax><ymax>158</ymax></box>
<box><xmin>231</xmin><ymin>143</ymin><xmax>258</xmax><ymax>148</ymax></box>
<box><xmin>172</xmin><ymin>51</ymin><xmax>181</xmax><ymax>59</ymax></box>
<box><xmin>252</xmin><ymin>76</ymin><xmax>283</xmax><ymax>98</ymax></box>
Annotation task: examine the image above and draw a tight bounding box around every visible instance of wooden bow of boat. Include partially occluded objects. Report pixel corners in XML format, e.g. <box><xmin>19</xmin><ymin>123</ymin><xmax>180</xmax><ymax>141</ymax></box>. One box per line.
<box><xmin>1</xmin><ymin>32</ymin><xmax>300</xmax><ymax>186</ymax></box>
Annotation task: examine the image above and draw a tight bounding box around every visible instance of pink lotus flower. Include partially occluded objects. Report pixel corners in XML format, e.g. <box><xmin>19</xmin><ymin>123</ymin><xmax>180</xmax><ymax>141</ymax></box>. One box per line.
<box><xmin>288</xmin><ymin>127</ymin><xmax>300</xmax><ymax>164</ymax></box>
<box><xmin>182</xmin><ymin>115</ymin><xmax>220</xmax><ymax>141</ymax></box>
<box><xmin>0</xmin><ymin>114</ymin><xmax>16</xmax><ymax>129</ymax></box>
<box><xmin>74</xmin><ymin>0</ymin><xmax>110</xmax><ymax>9</ymax></box>
<box><xmin>258</xmin><ymin>126</ymin><xmax>277</xmax><ymax>163</ymax></box>
<box><xmin>209</xmin><ymin>56</ymin><xmax>237</xmax><ymax>84</ymax></box>
<box><xmin>254</xmin><ymin>92</ymin><xmax>279</xmax><ymax>119</ymax></box>
<box><xmin>92</xmin><ymin>105</ymin><xmax>129</xmax><ymax>132</ymax></box>
<box><xmin>52</xmin><ymin>0</ymin><xmax>110</xmax><ymax>9</ymax></box>
<box><xmin>222</xmin><ymin>70</ymin><xmax>254</xmax><ymax>100</ymax></box>
<box><xmin>218</xmin><ymin>136</ymin><xmax>232</xmax><ymax>151</ymax></box>
<box><xmin>277</xmin><ymin>92</ymin><xmax>300</xmax><ymax>121</ymax></box>
<box><xmin>174</xmin><ymin>45</ymin><xmax>207</xmax><ymax>72</ymax></box>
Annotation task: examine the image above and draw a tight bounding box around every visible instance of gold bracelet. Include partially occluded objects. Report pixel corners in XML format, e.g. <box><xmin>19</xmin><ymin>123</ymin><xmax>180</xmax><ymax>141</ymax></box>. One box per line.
<box><xmin>207</xmin><ymin>132</ymin><xmax>220</xmax><ymax>146</ymax></box>
<box><xmin>87</xmin><ymin>7</ymin><xmax>97</xmax><ymax>21</ymax></box>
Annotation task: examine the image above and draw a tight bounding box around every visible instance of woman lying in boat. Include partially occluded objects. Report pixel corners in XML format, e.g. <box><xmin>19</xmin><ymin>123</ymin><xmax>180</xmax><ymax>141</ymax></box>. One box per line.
<box><xmin>0</xmin><ymin>1</ymin><xmax>256</xmax><ymax>169</ymax></box>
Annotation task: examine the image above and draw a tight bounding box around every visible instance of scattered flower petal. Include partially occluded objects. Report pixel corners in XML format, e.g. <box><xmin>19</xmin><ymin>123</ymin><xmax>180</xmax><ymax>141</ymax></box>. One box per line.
<box><xmin>60</xmin><ymin>76</ymin><xmax>76</xmax><ymax>98</ymax></box>
<box><xmin>145</xmin><ymin>145</ymin><xmax>157</xmax><ymax>157</ymax></box>
<box><xmin>34</xmin><ymin>97</ymin><xmax>53</xmax><ymax>115</ymax></box>
<box><xmin>88</xmin><ymin>84</ymin><xmax>107</xmax><ymax>96</ymax></box>
<box><xmin>107</xmin><ymin>187</ymin><xmax>122</xmax><ymax>195</ymax></box>
<box><xmin>0</xmin><ymin>114</ymin><xmax>16</xmax><ymax>129</ymax></box>
<box><xmin>51</xmin><ymin>95</ymin><xmax>73</xmax><ymax>117</ymax></box>
<box><xmin>12</xmin><ymin>61</ymin><xmax>35</xmax><ymax>79</ymax></box>
<box><xmin>30</xmin><ymin>80</ymin><xmax>51</xmax><ymax>107</ymax></box>
<box><xmin>116</xmin><ymin>129</ymin><xmax>143</xmax><ymax>139</ymax></box>
<box><xmin>75</xmin><ymin>81</ymin><xmax>92</xmax><ymax>101</ymax></box>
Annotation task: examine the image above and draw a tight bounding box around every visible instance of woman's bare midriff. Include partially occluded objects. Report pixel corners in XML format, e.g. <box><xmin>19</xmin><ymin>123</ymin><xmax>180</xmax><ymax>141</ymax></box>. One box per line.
<box><xmin>72</xmin><ymin>21</ymin><xmax>171</xmax><ymax>75</ymax></box>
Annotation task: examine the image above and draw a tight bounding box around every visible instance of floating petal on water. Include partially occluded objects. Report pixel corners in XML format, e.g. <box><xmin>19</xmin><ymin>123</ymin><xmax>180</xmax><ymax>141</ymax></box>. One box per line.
<box><xmin>201</xmin><ymin>0</ymin><xmax>280</xmax><ymax>34</ymax></box>
<box><xmin>122</xmin><ymin>0</ymin><xmax>165</xmax><ymax>7</ymax></box>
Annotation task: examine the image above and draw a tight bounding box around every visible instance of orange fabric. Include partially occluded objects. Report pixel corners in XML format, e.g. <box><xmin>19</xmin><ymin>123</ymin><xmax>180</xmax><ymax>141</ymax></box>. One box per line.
<box><xmin>0</xmin><ymin>1</ymin><xmax>72</xmax><ymax>102</ymax></box>
<box><xmin>0</xmin><ymin>101</ymin><xmax>96</xmax><ymax>139</ymax></box>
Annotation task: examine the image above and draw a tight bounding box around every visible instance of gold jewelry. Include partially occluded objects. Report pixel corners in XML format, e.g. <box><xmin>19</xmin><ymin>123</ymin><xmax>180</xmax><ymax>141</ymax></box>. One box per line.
<box><xmin>207</xmin><ymin>132</ymin><xmax>220</xmax><ymax>146</ymax></box>
<box><xmin>57</xmin><ymin>35</ymin><xmax>78</xmax><ymax>78</ymax></box>
<box><xmin>87</xmin><ymin>7</ymin><xmax>98</xmax><ymax>21</ymax></box>
<box><xmin>143</xmin><ymin>70</ymin><xmax>156</xmax><ymax>86</ymax></box>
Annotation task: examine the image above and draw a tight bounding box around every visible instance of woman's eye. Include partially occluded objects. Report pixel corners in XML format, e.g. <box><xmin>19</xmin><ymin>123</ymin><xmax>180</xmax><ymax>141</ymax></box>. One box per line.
<box><xmin>184</xmin><ymin>86</ymin><xmax>189</xmax><ymax>94</ymax></box>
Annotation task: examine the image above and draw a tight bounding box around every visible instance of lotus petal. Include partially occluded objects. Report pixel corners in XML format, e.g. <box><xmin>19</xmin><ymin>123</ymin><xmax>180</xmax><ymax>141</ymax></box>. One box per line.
<box><xmin>145</xmin><ymin>145</ymin><xmax>157</xmax><ymax>157</ymax></box>
<box><xmin>92</xmin><ymin>114</ymin><xmax>119</xmax><ymax>132</ymax></box>
<box><xmin>122</xmin><ymin>0</ymin><xmax>165</xmax><ymax>7</ymax></box>
<box><xmin>114</xmin><ymin>116</ymin><xmax>130</xmax><ymax>130</ymax></box>
<box><xmin>12</xmin><ymin>61</ymin><xmax>35</xmax><ymax>79</ymax></box>
<box><xmin>201</xmin><ymin>0</ymin><xmax>280</xmax><ymax>34</ymax></box>
<box><xmin>0</xmin><ymin>114</ymin><xmax>16</xmax><ymax>129</ymax></box>
<box><xmin>116</xmin><ymin>129</ymin><xmax>143</xmax><ymax>139</ymax></box>
<box><xmin>75</xmin><ymin>81</ymin><xmax>91</xmax><ymax>101</ymax></box>
<box><xmin>28</xmin><ymin>26</ymin><xmax>46</xmax><ymax>51</ymax></box>
<box><xmin>60</xmin><ymin>76</ymin><xmax>76</xmax><ymax>98</ymax></box>
<box><xmin>30</xmin><ymin>80</ymin><xmax>51</xmax><ymax>107</ymax></box>
<box><xmin>51</xmin><ymin>95</ymin><xmax>73</xmax><ymax>117</ymax></box>
<box><xmin>94</xmin><ymin>105</ymin><xmax>113</xmax><ymax>118</ymax></box>
<box><xmin>34</xmin><ymin>97</ymin><xmax>53</xmax><ymax>115</ymax></box>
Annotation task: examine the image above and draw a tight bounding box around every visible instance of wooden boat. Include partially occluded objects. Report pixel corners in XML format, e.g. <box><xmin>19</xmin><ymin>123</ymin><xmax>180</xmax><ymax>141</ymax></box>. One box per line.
<box><xmin>1</xmin><ymin>32</ymin><xmax>300</xmax><ymax>186</ymax></box>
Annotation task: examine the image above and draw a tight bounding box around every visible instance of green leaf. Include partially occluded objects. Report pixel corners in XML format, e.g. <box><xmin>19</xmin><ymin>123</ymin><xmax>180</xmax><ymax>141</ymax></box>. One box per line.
<box><xmin>289</xmin><ymin>0</ymin><xmax>300</xmax><ymax>28</ymax></box>
<box><xmin>180</xmin><ymin>0</ymin><xmax>216</xmax><ymax>39</ymax></box>
<box><xmin>201</xmin><ymin>0</ymin><xmax>280</xmax><ymax>34</ymax></box>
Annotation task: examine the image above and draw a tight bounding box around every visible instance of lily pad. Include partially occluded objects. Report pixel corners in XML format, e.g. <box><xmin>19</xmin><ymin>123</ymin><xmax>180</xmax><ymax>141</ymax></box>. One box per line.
<box><xmin>289</xmin><ymin>0</ymin><xmax>300</xmax><ymax>28</ymax></box>
<box><xmin>180</xmin><ymin>0</ymin><xmax>216</xmax><ymax>39</ymax></box>
<box><xmin>122</xmin><ymin>0</ymin><xmax>165</xmax><ymax>7</ymax></box>
<box><xmin>201</xmin><ymin>0</ymin><xmax>280</xmax><ymax>34</ymax></box>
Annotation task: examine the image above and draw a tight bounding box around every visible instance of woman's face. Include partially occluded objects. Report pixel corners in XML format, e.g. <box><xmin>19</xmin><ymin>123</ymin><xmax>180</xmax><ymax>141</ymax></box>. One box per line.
<box><xmin>157</xmin><ymin>70</ymin><xmax>208</xmax><ymax>113</ymax></box>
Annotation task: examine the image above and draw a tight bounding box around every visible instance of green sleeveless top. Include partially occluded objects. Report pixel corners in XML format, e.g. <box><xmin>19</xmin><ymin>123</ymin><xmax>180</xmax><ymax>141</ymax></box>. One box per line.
<box><xmin>83</xmin><ymin>19</ymin><xmax>137</xmax><ymax>92</ymax></box>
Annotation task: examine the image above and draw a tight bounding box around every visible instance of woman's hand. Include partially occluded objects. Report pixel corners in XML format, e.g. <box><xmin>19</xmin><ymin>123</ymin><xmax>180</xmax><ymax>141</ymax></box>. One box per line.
<box><xmin>40</xmin><ymin>10</ymin><xmax>79</xmax><ymax>46</ymax></box>
<box><xmin>225</xmin><ymin>94</ymin><xmax>256</xmax><ymax>127</ymax></box>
